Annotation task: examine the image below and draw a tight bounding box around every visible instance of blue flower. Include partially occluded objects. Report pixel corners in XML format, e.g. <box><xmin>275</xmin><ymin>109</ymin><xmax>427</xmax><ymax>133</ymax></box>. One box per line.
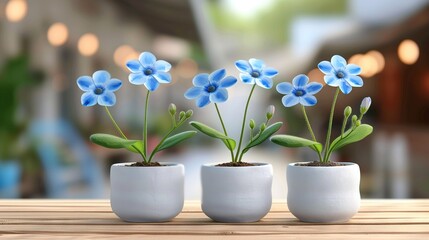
<box><xmin>184</xmin><ymin>68</ymin><xmax>237</xmax><ymax>108</ymax></box>
<box><xmin>77</xmin><ymin>70</ymin><xmax>122</xmax><ymax>107</ymax></box>
<box><xmin>276</xmin><ymin>74</ymin><xmax>323</xmax><ymax>107</ymax></box>
<box><xmin>318</xmin><ymin>55</ymin><xmax>363</xmax><ymax>94</ymax></box>
<box><xmin>235</xmin><ymin>58</ymin><xmax>278</xmax><ymax>89</ymax></box>
<box><xmin>126</xmin><ymin>51</ymin><xmax>172</xmax><ymax>91</ymax></box>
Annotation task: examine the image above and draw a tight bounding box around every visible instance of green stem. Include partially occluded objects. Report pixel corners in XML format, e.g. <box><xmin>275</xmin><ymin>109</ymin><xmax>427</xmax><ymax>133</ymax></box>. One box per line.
<box><xmin>301</xmin><ymin>105</ymin><xmax>323</xmax><ymax>162</ymax></box>
<box><xmin>143</xmin><ymin>90</ymin><xmax>151</xmax><ymax>160</ymax></box>
<box><xmin>104</xmin><ymin>106</ymin><xmax>146</xmax><ymax>161</ymax></box>
<box><xmin>323</xmin><ymin>88</ymin><xmax>340</xmax><ymax>162</ymax></box>
<box><xmin>235</xmin><ymin>84</ymin><xmax>256</xmax><ymax>162</ymax></box>
<box><xmin>214</xmin><ymin>103</ymin><xmax>235</xmax><ymax>162</ymax></box>
<box><xmin>148</xmin><ymin>128</ymin><xmax>175</xmax><ymax>162</ymax></box>
<box><xmin>341</xmin><ymin>116</ymin><xmax>348</xmax><ymax>138</ymax></box>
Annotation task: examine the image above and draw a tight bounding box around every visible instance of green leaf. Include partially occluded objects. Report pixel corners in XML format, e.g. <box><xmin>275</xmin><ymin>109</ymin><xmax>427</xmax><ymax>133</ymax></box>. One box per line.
<box><xmin>243</xmin><ymin>122</ymin><xmax>282</xmax><ymax>153</ymax></box>
<box><xmin>90</xmin><ymin>134</ymin><xmax>139</xmax><ymax>149</ymax></box>
<box><xmin>270</xmin><ymin>135</ymin><xmax>322</xmax><ymax>153</ymax></box>
<box><xmin>126</xmin><ymin>141</ymin><xmax>144</xmax><ymax>154</ymax></box>
<box><xmin>190</xmin><ymin>121</ymin><xmax>236</xmax><ymax>150</ymax></box>
<box><xmin>329</xmin><ymin>124</ymin><xmax>373</xmax><ymax>153</ymax></box>
<box><xmin>157</xmin><ymin>131</ymin><xmax>197</xmax><ymax>152</ymax></box>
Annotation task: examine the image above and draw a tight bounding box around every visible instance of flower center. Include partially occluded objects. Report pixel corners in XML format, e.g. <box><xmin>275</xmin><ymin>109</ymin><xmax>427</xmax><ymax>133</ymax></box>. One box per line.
<box><xmin>206</xmin><ymin>84</ymin><xmax>217</xmax><ymax>93</ymax></box>
<box><xmin>143</xmin><ymin>68</ymin><xmax>153</xmax><ymax>76</ymax></box>
<box><xmin>251</xmin><ymin>71</ymin><xmax>260</xmax><ymax>78</ymax></box>
<box><xmin>336</xmin><ymin>71</ymin><xmax>345</xmax><ymax>79</ymax></box>
<box><xmin>94</xmin><ymin>86</ymin><xmax>105</xmax><ymax>95</ymax></box>
<box><xmin>293</xmin><ymin>89</ymin><xmax>306</xmax><ymax>97</ymax></box>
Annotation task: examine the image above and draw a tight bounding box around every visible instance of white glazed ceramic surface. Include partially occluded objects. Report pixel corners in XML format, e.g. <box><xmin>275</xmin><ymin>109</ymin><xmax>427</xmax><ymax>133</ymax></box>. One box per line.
<box><xmin>110</xmin><ymin>162</ymin><xmax>184</xmax><ymax>222</ymax></box>
<box><xmin>287</xmin><ymin>162</ymin><xmax>360</xmax><ymax>223</ymax></box>
<box><xmin>201</xmin><ymin>163</ymin><xmax>273</xmax><ymax>223</ymax></box>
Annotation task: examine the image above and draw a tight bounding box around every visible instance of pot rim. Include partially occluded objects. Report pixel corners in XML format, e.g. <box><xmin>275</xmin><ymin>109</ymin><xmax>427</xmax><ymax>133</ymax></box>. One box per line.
<box><xmin>112</xmin><ymin>162</ymin><xmax>183</xmax><ymax>168</ymax></box>
<box><xmin>202</xmin><ymin>162</ymin><xmax>271</xmax><ymax>168</ymax></box>
<box><xmin>288</xmin><ymin>162</ymin><xmax>358</xmax><ymax>168</ymax></box>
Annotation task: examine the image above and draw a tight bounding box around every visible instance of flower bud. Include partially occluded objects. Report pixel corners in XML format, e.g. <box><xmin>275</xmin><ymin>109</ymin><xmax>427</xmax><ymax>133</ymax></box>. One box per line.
<box><xmin>344</xmin><ymin>106</ymin><xmax>352</xmax><ymax>118</ymax></box>
<box><xmin>356</xmin><ymin>120</ymin><xmax>361</xmax><ymax>126</ymax></box>
<box><xmin>360</xmin><ymin>97</ymin><xmax>371</xmax><ymax>115</ymax></box>
<box><xmin>179</xmin><ymin>111</ymin><xmax>185</xmax><ymax>120</ymax></box>
<box><xmin>249</xmin><ymin>119</ymin><xmax>255</xmax><ymax>129</ymax></box>
<box><xmin>260</xmin><ymin>123</ymin><xmax>266</xmax><ymax>132</ymax></box>
<box><xmin>266</xmin><ymin>105</ymin><xmax>275</xmax><ymax>120</ymax></box>
<box><xmin>185</xmin><ymin>110</ymin><xmax>193</xmax><ymax>118</ymax></box>
<box><xmin>352</xmin><ymin>115</ymin><xmax>358</xmax><ymax>126</ymax></box>
<box><xmin>168</xmin><ymin>103</ymin><xmax>177</xmax><ymax>116</ymax></box>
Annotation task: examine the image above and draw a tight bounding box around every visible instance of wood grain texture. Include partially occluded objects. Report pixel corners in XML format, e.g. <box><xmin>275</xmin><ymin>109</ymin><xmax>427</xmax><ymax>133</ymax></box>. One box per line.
<box><xmin>0</xmin><ymin>200</ymin><xmax>428</xmax><ymax>239</ymax></box>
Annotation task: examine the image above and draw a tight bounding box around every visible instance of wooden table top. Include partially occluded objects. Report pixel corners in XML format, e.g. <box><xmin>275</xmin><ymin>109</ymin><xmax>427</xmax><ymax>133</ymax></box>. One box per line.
<box><xmin>0</xmin><ymin>199</ymin><xmax>428</xmax><ymax>239</ymax></box>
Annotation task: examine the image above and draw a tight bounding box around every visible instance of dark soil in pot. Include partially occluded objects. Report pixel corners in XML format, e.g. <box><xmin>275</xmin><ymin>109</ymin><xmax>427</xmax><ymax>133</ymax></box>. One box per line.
<box><xmin>216</xmin><ymin>162</ymin><xmax>256</xmax><ymax>167</ymax></box>
<box><xmin>128</xmin><ymin>162</ymin><xmax>164</xmax><ymax>167</ymax></box>
<box><xmin>295</xmin><ymin>161</ymin><xmax>347</xmax><ymax>167</ymax></box>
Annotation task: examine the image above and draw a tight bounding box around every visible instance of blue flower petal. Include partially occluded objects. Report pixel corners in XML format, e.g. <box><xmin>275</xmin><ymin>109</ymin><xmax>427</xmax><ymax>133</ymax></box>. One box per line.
<box><xmin>209</xmin><ymin>68</ymin><xmax>226</xmax><ymax>83</ymax></box>
<box><xmin>256</xmin><ymin>77</ymin><xmax>273</xmax><ymax>89</ymax></box>
<box><xmin>196</xmin><ymin>95</ymin><xmax>210</xmax><ymax>108</ymax></box>
<box><xmin>139</xmin><ymin>52</ymin><xmax>156</xmax><ymax>67</ymax></box>
<box><xmin>155</xmin><ymin>60</ymin><xmax>172</xmax><ymax>72</ymax></box>
<box><xmin>77</xmin><ymin>76</ymin><xmax>94</xmax><ymax>91</ymax></box>
<box><xmin>347</xmin><ymin>75</ymin><xmax>363</xmax><ymax>87</ymax></box>
<box><xmin>292</xmin><ymin>74</ymin><xmax>309</xmax><ymax>88</ymax></box>
<box><xmin>98</xmin><ymin>91</ymin><xmax>116</xmax><ymax>106</ymax></box>
<box><xmin>235</xmin><ymin>60</ymin><xmax>252</xmax><ymax>73</ymax></box>
<box><xmin>282</xmin><ymin>95</ymin><xmax>299</xmax><ymax>107</ymax></box>
<box><xmin>106</xmin><ymin>78</ymin><xmax>122</xmax><ymax>92</ymax></box>
<box><xmin>339</xmin><ymin>80</ymin><xmax>352</xmax><ymax>94</ymax></box>
<box><xmin>129</xmin><ymin>72</ymin><xmax>147</xmax><ymax>85</ymax></box>
<box><xmin>81</xmin><ymin>92</ymin><xmax>97</xmax><ymax>107</ymax></box>
<box><xmin>184</xmin><ymin>87</ymin><xmax>203</xmax><ymax>99</ymax></box>
<box><xmin>331</xmin><ymin>55</ymin><xmax>347</xmax><ymax>70</ymax></box>
<box><xmin>144</xmin><ymin>76</ymin><xmax>160</xmax><ymax>91</ymax></box>
<box><xmin>262</xmin><ymin>67</ymin><xmax>278</xmax><ymax>77</ymax></box>
<box><xmin>324</xmin><ymin>75</ymin><xmax>341</xmax><ymax>86</ymax></box>
<box><xmin>318</xmin><ymin>61</ymin><xmax>334</xmax><ymax>74</ymax></box>
<box><xmin>305</xmin><ymin>82</ymin><xmax>323</xmax><ymax>95</ymax></box>
<box><xmin>346</xmin><ymin>64</ymin><xmax>361</xmax><ymax>75</ymax></box>
<box><xmin>300</xmin><ymin>95</ymin><xmax>317</xmax><ymax>106</ymax></box>
<box><xmin>153</xmin><ymin>72</ymin><xmax>171</xmax><ymax>83</ymax></box>
<box><xmin>276</xmin><ymin>82</ymin><xmax>293</xmax><ymax>94</ymax></box>
<box><xmin>240</xmin><ymin>73</ymin><xmax>255</xmax><ymax>84</ymax></box>
<box><xmin>249</xmin><ymin>58</ymin><xmax>264</xmax><ymax>71</ymax></box>
<box><xmin>193</xmin><ymin>73</ymin><xmax>209</xmax><ymax>87</ymax></box>
<box><xmin>126</xmin><ymin>60</ymin><xmax>142</xmax><ymax>73</ymax></box>
<box><xmin>93</xmin><ymin>70</ymin><xmax>110</xmax><ymax>85</ymax></box>
<box><xmin>209</xmin><ymin>88</ymin><xmax>228</xmax><ymax>103</ymax></box>
<box><xmin>219</xmin><ymin>76</ymin><xmax>237</xmax><ymax>88</ymax></box>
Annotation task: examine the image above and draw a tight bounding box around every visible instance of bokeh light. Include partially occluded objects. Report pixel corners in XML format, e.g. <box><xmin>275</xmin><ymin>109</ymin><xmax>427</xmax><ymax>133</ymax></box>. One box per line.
<box><xmin>398</xmin><ymin>39</ymin><xmax>419</xmax><ymax>65</ymax></box>
<box><xmin>5</xmin><ymin>0</ymin><xmax>27</xmax><ymax>22</ymax></box>
<box><xmin>47</xmin><ymin>23</ymin><xmax>69</xmax><ymax>47</ymax></box>
<box><xmin>77</xmin><ymin>33</ymin><xmax>99</xmax><ymax>56</ymax></box>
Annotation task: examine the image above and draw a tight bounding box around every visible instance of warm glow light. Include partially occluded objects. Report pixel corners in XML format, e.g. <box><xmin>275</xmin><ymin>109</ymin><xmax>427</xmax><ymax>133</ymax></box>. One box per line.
<box><xmin>5</xmin><ymin>0</ymin><xmax>27</xmax><ymax>22</ymax></box>
<box><xmin>307</xmin><ymin>68</ymin><xmax>325</xmax><ymax>85</ymax></box>
<box><xmin>349</xmin><ymin>53</ymin><xmax>379</xmax><ymax>78</ymax></box>
<box><xmin>47</xmin><ymin>23</ymin><xmax>68</xmax><ymax>47</ymax></box>
<box><xmin>398</xmin><ymin>39</ymin><xmax>419</xmax><ymax>65</ymax></box>
<box><xmin>176</xmin><ymin>58</ymin><xmax>198</xmax><ymax>79</ymax></box>
<box><xmin>78</xmin><ymin>33</ymin><xmax>99</xmax><ymax>56</ymax></box>
<box><xmin>367</xmin><ymin>50</ymin><xmax>385</xmax><ymax>73</ymax></box>
<box><xmin>114</xmin><ymin>45</ymin><xmax>136</xmax><ymax>66</ymax></box>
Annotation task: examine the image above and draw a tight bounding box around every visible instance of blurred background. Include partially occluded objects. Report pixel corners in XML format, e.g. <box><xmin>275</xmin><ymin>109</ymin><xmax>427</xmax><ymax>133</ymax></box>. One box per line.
<box><xmin>0</xmin><ymin>0</ymin><xmax>428</xmax><ymax>200</ymax></box>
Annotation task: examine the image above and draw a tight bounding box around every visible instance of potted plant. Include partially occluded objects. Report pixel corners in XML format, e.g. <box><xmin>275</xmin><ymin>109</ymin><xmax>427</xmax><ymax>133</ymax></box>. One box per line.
<box><xmin>184</xmin><ymin>58</ymin><xmax>282</xmax><ymax>222</ymax></box>
<box><xmin>270</xmin><ymin>55</ymin><xmax>373</xmax><ymax>223</ymax></box>
<box><xmin>76</xmin><ymin>52</ymin><xmax>196</xmax><ymax>222</ymax></box>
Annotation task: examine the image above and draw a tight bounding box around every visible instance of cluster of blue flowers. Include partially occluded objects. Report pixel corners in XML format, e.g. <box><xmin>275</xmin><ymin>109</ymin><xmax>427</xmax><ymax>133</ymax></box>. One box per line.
<box><xmin>77</xmin><ymin>53</ymin><xmax>364</xmax><ymax>110</ymax></box>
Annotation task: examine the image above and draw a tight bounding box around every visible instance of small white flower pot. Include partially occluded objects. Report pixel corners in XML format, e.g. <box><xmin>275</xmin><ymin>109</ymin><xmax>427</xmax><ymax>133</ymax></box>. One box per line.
<box><xmin>201</xmin><ymin>163</ymin><xmax>273</xmax><ymax>222</ymax></box>
<box><xmin>110</xmin><ymin>162</ymin><xmax>184</xmax><ymax>222</ymax></box>
<box><xmin>287</xmin><ymin>162</ymin><xmax>360</xmax><ymax>223</ymax></box>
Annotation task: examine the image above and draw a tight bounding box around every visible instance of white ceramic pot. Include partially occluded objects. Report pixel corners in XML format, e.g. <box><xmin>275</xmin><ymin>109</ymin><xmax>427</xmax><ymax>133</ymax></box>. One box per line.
<box><xmin>287</xmin><ymin>162</ymin><xmax>360</xmax><ymax>223</ymax></box>
<box><xmin>201</xmin><ymin>163</ymin><xmax>273</xmax><ymax>223</ymax></box>
<box><xmin>110</xmin><ymin>162</ymin><xmax>184</xmax><ymax>222</ymax></box>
